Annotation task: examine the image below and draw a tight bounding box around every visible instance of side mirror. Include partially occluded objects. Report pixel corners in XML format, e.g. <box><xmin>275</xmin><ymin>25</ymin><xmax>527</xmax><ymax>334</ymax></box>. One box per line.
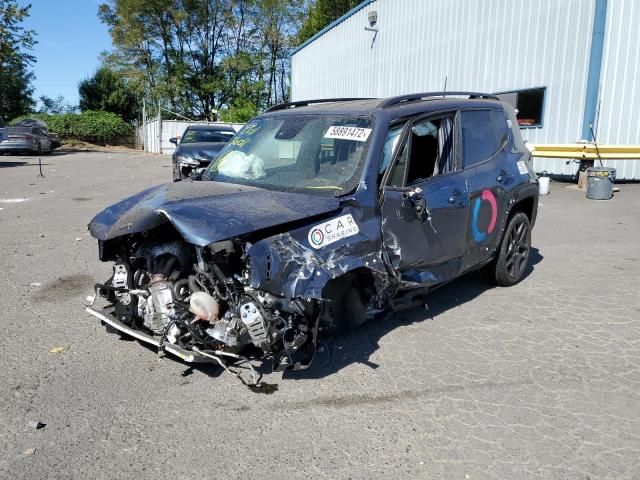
<box><xmin>169</xmin><ymin>137</ymin><xmax>178</xmax><ymax>145</ymax></box>
<box><xmin>402</xmin><ymin>187</ymin><xmax>430</xmax><ymax>223</ymax></box>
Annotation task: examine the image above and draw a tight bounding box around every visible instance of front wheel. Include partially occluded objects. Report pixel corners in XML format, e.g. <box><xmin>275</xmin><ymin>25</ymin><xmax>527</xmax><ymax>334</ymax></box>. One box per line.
<box><xmin>321</xmin><ymin>282</ymin><xmax>367</xmax><ymax>334</ymax></box>
<box><xmin>482</xmin><ymin>211</ymin><xmax>531</xmax><ymax>286</ymax></box>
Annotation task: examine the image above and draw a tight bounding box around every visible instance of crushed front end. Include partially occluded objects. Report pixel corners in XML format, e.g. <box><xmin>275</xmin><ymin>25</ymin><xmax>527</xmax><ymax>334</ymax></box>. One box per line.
<box><xmin>86</xmin><ymin>234</ymin><xmax>321</xmax><ymax>383</ymax></box>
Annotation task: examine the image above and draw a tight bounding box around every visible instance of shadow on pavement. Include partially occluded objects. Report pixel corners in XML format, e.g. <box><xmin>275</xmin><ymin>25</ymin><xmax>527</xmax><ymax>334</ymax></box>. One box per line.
<box><xmin>0</xmin><ymin>160</ymin><xmax>29</xmax><ymax>168</ymax></box>
<box><xmin>111</xmin><ymin>248</ymin><xmax>544</xmax><ymax>384</ymax></box>
<box><xmin>286</xmin><ymin>247</ymin><xmax>544</xmax><ymax>380</ymax></box>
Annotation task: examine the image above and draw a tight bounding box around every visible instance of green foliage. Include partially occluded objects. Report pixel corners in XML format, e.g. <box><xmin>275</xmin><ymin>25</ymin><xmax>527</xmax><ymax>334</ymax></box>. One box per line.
<box><xmin>11</xmin><ymin>111</ymin><xmax>133</xmax><ymax>144</ymax></box>
<box><xmin>0</xmin><ymin>0</ymin><xmax>37</xmax><ymax>119</ymax></box>
<box><xmin>219</xmin><ymin>97</ymin><xmax>259</xmax><ymax>123</ymax></box>
<box><xmin>78</xmin><ymin>66</ymin><xmax>139</xmax><ymax>122</ymax></box>
<box><xmin>298</xmin><ymin>0</ymin><xmax>361</xmax><ymax>44</ymax></box>
<box><xmin>38</xmin><ymin>95</ymin><xmax>77</xmax><ymax>114</ymax></box>
<box><xmin>98</xmin><ymin>0</ymin><xmax>304</xmax><ymax>119</ymax></box>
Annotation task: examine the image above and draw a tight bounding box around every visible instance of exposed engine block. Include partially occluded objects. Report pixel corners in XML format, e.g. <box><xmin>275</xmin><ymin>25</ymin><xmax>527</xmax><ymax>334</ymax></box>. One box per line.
<box><xmin>96</xmin><ymin>240</ymin><xmax>316</xmax><ymax>372</ymax></box>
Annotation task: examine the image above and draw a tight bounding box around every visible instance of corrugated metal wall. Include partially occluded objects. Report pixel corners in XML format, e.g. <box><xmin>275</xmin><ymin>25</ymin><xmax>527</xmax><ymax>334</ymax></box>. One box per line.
<box><xmin>291</xmin><ymin>0</ymin><xmax>640</xmax><ymax>178</ymax></box>
<box><xmin>594</xmin><ymin>0</ymin><xmax>640</xmax><ymax>179</ymax></box>
<box><xmin>141</xmin><ymin>119</ymin><xmax>161</xmax><ymax>154</ymax></box>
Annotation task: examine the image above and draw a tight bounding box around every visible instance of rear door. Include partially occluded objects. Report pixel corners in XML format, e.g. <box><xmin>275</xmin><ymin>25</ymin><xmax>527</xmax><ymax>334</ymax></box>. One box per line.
<box><xmin>458</xmin><ymin>109</ymin><xmax>514</xmax><ymax>270</ymax></box>
<box><xmin>380</xmin><ymin>112</ymin><xmax>470</xmax><ymax>286</ymax></box>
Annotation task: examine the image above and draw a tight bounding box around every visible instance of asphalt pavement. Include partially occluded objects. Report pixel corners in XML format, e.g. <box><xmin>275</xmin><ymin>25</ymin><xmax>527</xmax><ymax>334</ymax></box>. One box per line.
<box><xmin>0</xmin><ymin>151</ymin><xmax>639</xmax><ymax>479</ymax></box>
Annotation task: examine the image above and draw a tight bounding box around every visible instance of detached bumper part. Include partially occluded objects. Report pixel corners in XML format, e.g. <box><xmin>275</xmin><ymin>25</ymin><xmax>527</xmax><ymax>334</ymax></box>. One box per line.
<box><xmin>85</xmin><ymin>307</ymin><xmax>216</xmax><ymax>363</ymax></box>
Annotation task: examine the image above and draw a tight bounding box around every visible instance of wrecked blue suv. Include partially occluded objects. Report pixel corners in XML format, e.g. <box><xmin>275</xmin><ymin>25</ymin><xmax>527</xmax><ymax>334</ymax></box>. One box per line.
<box><xmin>86</xmin><ymin>92</ymin><xmax>538</xmax><ymax>380</ymax></box>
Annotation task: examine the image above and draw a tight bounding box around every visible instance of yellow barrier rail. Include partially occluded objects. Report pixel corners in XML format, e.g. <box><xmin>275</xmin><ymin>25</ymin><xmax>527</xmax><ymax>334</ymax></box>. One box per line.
<box><xmin>530</xmin><ymin>143</ymin><xmax>640</xmax><ymax>160</ymax></box>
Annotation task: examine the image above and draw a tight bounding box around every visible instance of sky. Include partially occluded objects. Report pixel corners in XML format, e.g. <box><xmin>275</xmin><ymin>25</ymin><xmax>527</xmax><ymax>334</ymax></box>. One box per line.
<box><xmin>22</xmin><ymin>0</ymin><xmax>113</xmax><ymax>106</ymax></box>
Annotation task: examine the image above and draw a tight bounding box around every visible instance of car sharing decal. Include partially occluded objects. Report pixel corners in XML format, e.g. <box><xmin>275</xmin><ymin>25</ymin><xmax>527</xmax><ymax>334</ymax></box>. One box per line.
<box><xmin>308</xmin><ymin>214</ymin><xmax>360</xmax><ymax>249</ymax></box>
<box><xmin>472</xmin><ymin>189</ymin><xmax>498</xmax><ymax>242</ymax></box>
<box><xmin>324</xmin><ymin>126</ymin><xmax>372</xmax><ymax>142</ymax></box>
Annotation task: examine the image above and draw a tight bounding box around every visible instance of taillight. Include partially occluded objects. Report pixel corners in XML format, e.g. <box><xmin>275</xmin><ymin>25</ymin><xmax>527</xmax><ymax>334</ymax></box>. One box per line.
<box><xmin>9</xmin><ymin>134</ymin><xmax>33</xmax><ymax>141</ymax></box>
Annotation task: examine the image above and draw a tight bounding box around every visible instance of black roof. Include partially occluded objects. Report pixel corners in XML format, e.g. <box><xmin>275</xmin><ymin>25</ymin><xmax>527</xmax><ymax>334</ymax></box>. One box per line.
<box><xmin>264</xmin><ymin>92</ymin><xmax>504</xmax><ymax>119</ymax></box>
<box><xmin>185</xmin><ymin>124</ymin><xmax>236</xmax><ymax>131</ymax></box>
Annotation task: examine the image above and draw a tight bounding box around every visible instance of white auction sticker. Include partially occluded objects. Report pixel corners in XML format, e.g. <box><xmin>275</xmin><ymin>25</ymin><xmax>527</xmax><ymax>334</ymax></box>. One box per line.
<box><xmin>324</xmin><ymin>126</ymin><xmax>372</xmax><ymax>142</ymax></box>
<box><xmin>308</xmin><ymin>214</ymin><xmax>360</xmax><ymax>249</ymax></box>
<box><xmin>517</xmin><ymin>160</ymin><xmax>529</xmax><ymax>175</ymax></box>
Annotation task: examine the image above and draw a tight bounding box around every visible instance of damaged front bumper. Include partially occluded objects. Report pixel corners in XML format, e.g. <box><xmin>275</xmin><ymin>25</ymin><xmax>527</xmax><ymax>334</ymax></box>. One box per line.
<box><xmin>85</xmin><ymin>306</ymin><xmax>217</xmax><ymax>364</ymax></box>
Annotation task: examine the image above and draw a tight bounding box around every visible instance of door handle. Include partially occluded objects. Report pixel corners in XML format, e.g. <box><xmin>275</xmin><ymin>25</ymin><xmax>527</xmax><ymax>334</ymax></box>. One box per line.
<box><xmin>448</xmin><ymin>189</ymin><xmax>462</xmax><ymax>204</ymax></box>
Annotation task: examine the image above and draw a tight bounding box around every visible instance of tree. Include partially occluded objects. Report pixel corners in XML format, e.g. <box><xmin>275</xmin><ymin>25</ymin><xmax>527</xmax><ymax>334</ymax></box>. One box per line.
<box><xmin>98</xmin><ymin>0</ymin><xmax>304</xmax><ymax>120</ymax></box>
<box><xmin>257</xmin><ymin>0</ymin><xmax>304</xmax><ymax>106</ymax></box>
<box><xmin>78</xmin><ymin>66</ymin><xmax>139</xmax><ymax>122</ymax></box>
<box><xmin>0</xmin><ymin>0</ymin><xmax>37</xmax><ymax>119</ymax></box>
<box><xmin>38</xmin><ymin>95</ymin><xmax>77</xmax><ymax>114</ymax></box>
<box><xmin>298</xmin><ymin>0</ymin><xmax>360</xmax><ymax>44</ymax></box>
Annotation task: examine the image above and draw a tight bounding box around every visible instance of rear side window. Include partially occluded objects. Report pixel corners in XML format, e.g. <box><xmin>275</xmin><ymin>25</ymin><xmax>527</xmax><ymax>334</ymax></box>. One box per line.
<box><xmin>461</xmin><ymin>110</ymin><xmax>499</xmax><ymax>168</ymax></box>
<box><xmin>492</xmin><ymin>110</ymin><xmax>510</xmax><ymax>147</ymax></box>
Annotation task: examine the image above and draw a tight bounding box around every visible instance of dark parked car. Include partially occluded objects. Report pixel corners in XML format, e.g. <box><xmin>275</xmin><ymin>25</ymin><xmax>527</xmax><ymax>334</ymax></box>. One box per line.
<box><xmin>170</xmin><ymin>124</ymin><xmax>237</xmax><ymax>181</ymax></box>
<box><xmin>13</xmin><ymin>118</ymin><xmax>61</xmax><ymax>149</ymax></box>
<box><xmin>0</xmin><ymin>126</ymin><xmax>52</xmax><ymax>155</ymax></box>
<box><xmin>86</xmin><ymin>92</ymin><xmax>538</xmax><ymax>384</ymax></box>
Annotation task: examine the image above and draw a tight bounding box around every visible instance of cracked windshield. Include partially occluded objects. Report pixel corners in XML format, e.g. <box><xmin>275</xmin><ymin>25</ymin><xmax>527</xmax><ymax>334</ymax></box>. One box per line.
<box><xmin>206</xmin><ymin>114</ymin><xmax>374</xmax><ymax>196</ymax></box>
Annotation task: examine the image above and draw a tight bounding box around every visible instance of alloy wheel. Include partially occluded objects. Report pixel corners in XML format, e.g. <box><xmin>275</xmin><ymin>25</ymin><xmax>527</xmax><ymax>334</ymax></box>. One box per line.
<box><xmin>505</xmin><ymin>219</ymin><xmax>530</xmax><ymax>278</ymax></box>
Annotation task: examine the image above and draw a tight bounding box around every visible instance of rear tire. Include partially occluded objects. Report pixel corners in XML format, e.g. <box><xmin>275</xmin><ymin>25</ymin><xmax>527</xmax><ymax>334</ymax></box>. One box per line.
<box><xmin>481</xmin><ymin>211</ymin><xmax>531</xmax><ymax>286</ymax></box>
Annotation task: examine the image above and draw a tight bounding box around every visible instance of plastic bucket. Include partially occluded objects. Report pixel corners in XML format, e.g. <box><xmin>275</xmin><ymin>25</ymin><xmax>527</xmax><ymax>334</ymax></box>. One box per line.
<box><xmin>586</xmin><ymin>167</ymin><xmax>616</xmax><ymax>200</ymax></box>
<box><xmin>538</xmin><ymin>176</ymin><xmax>550</xmax><ymax>195</ymax></box>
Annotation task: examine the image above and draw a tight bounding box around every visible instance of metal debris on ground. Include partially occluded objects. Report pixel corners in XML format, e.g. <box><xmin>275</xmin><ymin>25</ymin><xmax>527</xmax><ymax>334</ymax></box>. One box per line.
<box><xmin>28</xmin><ymin>421</ymin><xmax>46</xmax><ymax>430</ymax></box>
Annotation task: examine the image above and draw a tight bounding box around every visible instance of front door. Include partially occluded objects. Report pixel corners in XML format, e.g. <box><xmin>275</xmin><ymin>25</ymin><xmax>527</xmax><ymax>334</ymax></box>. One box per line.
<box><xmin>380</xmin><ymin>113</ymin><xmax>470</xmax><ymax>286</ymax></box>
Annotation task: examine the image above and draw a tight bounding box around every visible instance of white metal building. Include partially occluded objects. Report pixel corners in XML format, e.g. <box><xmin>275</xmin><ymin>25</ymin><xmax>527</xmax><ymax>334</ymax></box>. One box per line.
<box><xmin>290</xmin><ymin>0</ymin><xmax>640</xmax><ymax>179</ymax></box>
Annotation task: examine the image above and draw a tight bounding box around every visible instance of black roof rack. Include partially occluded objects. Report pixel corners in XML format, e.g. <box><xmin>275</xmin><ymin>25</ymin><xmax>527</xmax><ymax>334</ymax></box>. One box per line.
<box><xmin>265</xmin><ymin>98</ymin><xmax>374</xmax><ymax>113</ymax></box>
<box><xmin>378</xmin><ymin>91</ymin><xmax>499</xmax><ymax>109</ymax></box>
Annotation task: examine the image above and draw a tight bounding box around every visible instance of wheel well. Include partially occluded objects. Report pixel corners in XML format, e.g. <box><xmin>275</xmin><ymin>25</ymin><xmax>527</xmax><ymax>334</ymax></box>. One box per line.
<box><xmin>322</xmin><ymin>267</ymin><xmax>376</xmax><ymax>303</ymax></box>
<box><xmin>320</xmin><ymin>267</ymin><xmax>377</xmax><ymax>331</ymax></box>
<box><xmin>510</xmin><ymin>196</ymin><xmax>534</xmax><ymax>222</ymax></box>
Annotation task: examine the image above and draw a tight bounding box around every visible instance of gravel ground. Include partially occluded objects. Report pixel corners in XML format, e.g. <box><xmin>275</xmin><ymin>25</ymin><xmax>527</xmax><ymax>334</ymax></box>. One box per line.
<box><xmin>0</xmin><ymin>151</ymin><xmax>639</xmax><ymax>479</ymax></box>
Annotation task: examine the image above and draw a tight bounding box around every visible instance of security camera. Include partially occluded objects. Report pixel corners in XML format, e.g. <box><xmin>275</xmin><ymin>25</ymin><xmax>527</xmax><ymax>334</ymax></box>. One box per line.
<box><xmin>368</xmin><ymin>11</ymin><xmax>378</xmax><ymax>27</ymax></box>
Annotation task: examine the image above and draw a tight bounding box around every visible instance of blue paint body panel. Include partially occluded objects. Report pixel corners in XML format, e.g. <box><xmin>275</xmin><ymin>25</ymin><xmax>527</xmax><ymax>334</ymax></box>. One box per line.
<box><xmin>89</xmin><ymin>181</ymin><xmax>340</xmax><ymax>247</ymax></box>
